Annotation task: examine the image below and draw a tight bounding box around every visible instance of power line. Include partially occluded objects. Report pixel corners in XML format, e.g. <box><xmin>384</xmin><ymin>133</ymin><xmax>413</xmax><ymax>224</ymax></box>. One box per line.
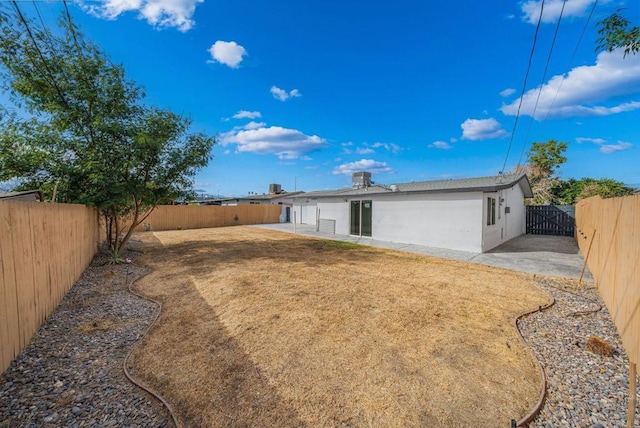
<box><xmin>11</xmin><ymin>1</ymin><xmax>70</xmax><ymax>110</ymax></box>
<box><xmin>515</xmin><ymin>0</ymin><xmax>568</xmax><ymax>173</ymax></box>
<box><xmin>538</xmin><ymin>0</ymin><xmax>599</xmax><ymax>123</ymax></box>
<box><xmin>515</xmin><ymin>0</ymin><xmax>599</xmax><ymax>173</ymax></box>
<box><xmin>500</xmin><ymin>0</ymin><xmax>546</xmax><ymax>176</ymax></box>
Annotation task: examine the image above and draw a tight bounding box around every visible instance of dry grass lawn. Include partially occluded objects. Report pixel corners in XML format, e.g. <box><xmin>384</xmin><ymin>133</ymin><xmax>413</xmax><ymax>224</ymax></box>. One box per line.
<box><xmin>128</xmin><ymin>226</ymin><xmax>551</xmax><ymax>427</ymax></box>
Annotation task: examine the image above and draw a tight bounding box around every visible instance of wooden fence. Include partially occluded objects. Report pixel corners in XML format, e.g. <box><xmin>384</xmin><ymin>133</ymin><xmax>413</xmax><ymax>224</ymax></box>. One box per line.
<box><xmin>0</xmin><ymin>201</ymin><xmax>100</xmax><ymax>373</ymax></box>
<box><xmin>526</xmin><ymin>205</ymin><xmax>575</xmax><ymax>236</ymax></box>
<box><xmin>576</xmin><ymin>194</ymin><xmax>639</xmax><ymax>365</ymax></box>
<box><xmin>134</xmin><ymin>204</ymin><xmax>282</xmax><ymax>232</ymax></box>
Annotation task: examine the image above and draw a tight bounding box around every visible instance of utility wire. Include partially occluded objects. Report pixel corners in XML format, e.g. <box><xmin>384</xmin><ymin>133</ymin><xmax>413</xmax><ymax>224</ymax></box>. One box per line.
<box><xmin>528</xmin><ymin>0</ymin><xmax>599</xmax><ymax>139</ymax></box>
<box><xmin>515</xmin><ymin>0</ymin><xmax>568</xmax><ymax>174</ymax></box>
<box><xmin>500</xmin><ymin>0</ymin><xmax>546</xmax><ymax>176</ymax></box>
<box><xmin>11</xmin><ymin>1</ymin><xmax>70</xmax><ymax>110</ymax></box>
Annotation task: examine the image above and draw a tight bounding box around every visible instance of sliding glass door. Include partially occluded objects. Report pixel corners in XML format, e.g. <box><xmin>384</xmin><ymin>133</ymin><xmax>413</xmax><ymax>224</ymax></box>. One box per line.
<box><xmin>350</xmin><ymin>200</ymin><xmax>372</xmax><ymax>237</ymax></box>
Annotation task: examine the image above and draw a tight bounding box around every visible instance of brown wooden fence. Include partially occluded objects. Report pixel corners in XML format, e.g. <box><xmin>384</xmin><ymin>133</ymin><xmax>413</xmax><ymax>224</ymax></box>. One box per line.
<box><xmin>134</xmin><ymin>205</ymin><xmax>282</xmax><ymax>232</ymax></box>
<box><xmin>0</xmin><ymin>201</ymin><xmax>100</xmax><ymax>373</ymax></box>
<box><xmin>576</xmin><ymin>194</ymin><xmax>639</xmax><ymax>365</ymax></box>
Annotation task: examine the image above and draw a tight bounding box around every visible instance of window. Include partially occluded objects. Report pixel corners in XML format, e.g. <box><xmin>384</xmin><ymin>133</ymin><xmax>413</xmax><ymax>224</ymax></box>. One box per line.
<box><xmin>487</xmin><ymin>197</ymin><xmax>496</xmax><ymax>226</ymax></box>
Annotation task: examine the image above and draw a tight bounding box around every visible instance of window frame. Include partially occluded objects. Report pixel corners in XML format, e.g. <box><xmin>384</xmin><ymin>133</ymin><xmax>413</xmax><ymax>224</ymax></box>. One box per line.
<box><xmin>487</xmin><ymin>196</ymin><xmax>496</xmax><ymax>226</ymax></box>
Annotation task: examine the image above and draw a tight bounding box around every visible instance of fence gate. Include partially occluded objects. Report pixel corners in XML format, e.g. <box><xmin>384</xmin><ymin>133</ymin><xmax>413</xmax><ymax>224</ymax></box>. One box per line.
<box><xmin>526</xmin><ymin>205</ymin><xmax>575</xmax><ymax>236</ymax></box>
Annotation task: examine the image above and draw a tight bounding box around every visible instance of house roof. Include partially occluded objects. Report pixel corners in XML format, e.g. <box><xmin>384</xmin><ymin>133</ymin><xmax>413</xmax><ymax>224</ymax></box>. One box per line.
<box><xmin>200</xmin><ymin>191</ymin><xmax>305</xmax><ymax>204</ymax></box>
<box><xmin>239</xmin><ymin>191</ymin><xmax>304</xmax><ymax>201</ymax></box>
<box><xmin>294</xmin><ymin>174</ymin><xmax>533</xmax><ymax>199</ymax></box>
<box><xmin>0</xmin><ymin>190</ymin><xmax>44</xmax><ymax>202</ymax></box>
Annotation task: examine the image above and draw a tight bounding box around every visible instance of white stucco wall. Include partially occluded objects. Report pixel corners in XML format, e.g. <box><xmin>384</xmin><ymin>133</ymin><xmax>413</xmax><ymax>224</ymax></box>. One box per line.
<box><xmin>316</xmin><ymin>198</ymin><xmax>351</xmax><ymax>235</ymax></box>
<box><xmin>481</xmin><ymin>184</ymin><xmax>527</xmax><ymax>252</ymax></box>
<box><xmin>372</xmin><ymin>192</ymin><xmax>484</xmax><ymax>252</ymax></box>
<box><xmin>293</xmin><ymin>199</ymin><xmax>318</xmax><ymax>225</ymax></box>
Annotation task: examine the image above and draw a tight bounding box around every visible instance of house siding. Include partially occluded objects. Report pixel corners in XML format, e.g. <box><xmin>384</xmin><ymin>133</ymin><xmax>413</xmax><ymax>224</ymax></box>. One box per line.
<box><xmin>373</xmin><ymin>192</ymin><xmax>484</xmax><ymax>252</ymax></box>
<box><xmin>481</xmin><ymin>184</ymin><xmax>527</xmax><ymax>252</ymax></box>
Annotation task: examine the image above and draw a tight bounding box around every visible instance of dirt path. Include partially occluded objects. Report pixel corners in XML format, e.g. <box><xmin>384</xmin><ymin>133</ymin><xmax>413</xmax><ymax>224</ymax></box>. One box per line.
<box><xmin>128</xmin><ymin>226</ymin><xmax>550</xmax><ymax>427</ymax></box>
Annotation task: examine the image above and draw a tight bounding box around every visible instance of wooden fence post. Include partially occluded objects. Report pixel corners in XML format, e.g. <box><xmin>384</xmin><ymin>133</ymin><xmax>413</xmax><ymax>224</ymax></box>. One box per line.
<box><xmin>628</xmin><ymin>362</ymin><xmax>637</xmax><ymax>428</ymax></box>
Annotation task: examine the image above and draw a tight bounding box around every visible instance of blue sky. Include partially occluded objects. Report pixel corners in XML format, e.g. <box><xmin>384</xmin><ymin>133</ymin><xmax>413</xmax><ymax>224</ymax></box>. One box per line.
<box><xmin>16</xmin><ymin>0</ymin><xmax>640</xmax><ymax>195</ymax></box>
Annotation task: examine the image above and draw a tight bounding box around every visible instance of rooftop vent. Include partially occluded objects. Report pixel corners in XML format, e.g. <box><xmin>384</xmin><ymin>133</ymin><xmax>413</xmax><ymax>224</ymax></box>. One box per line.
<box><xmin>352</xmin><ymin>171</ymin><xmax>372</xmax><ymax>189</ymax></box>
<box><xmin>269</xmin><ymin>183</ymin><xmax>282</xmax><ymax>194</ymax></box>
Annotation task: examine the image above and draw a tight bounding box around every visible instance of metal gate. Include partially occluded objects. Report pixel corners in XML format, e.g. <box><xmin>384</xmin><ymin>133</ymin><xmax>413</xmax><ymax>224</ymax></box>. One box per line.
<box><xmin>526</xmin><ymin>205</ymin><xmax>575</xmax><ymax>236</ymax></box>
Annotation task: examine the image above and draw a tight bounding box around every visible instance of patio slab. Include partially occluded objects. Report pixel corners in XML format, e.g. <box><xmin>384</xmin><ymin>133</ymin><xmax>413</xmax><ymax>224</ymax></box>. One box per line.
<box><xmin>255</xmin><ymin>223</ymin><xmax>592</xmax><ymax>280</ymax></box>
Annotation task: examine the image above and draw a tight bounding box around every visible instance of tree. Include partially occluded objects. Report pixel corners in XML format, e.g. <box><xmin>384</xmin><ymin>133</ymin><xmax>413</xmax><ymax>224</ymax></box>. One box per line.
<box><xmin>551</xmin><ymin>178</ymin><xmax>634</xmax><ymax>205</ymax></box>
<box><xmin>524</xmin><ymin>139</ymin><xmax>568</xmax><ymax>204</ymax></box>
<box><xmin>597</xmin><ymin>9</ymin><xmax>640</xmax><ymax>57</ymax></box>
<box><xmin>0</xmin><ymin>5</ymin><xmax>215</xmax><ymax>261</ymax></box>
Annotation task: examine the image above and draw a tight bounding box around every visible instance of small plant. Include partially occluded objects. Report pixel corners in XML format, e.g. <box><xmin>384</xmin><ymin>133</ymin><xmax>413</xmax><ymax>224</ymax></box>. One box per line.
<box><xmin>234</xmin><ymin>214</ymin><xmax>240</xmax><ymax>225</ymax></box>
<box><xmin>586</xmin><ymin>336</ymin><xmax>614</xmax><ymax>357</ymax></box>
<box><xmin>78</xmin><ymin>319</ymin><xmax>113</xmax><ymax>333</ymax></box>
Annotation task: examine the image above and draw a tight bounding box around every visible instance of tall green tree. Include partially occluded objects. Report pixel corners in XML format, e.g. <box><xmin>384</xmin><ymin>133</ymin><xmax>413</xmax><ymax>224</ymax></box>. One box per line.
<box><xmin>0</xmin><ymin>5</ymin><xmax>215</xmax><ymax>260</ymax></box>
<box><xmin>524</xmin><ymin>139</ymin><xmax>568</xmax><ymax>204</ymax></box>
<box><xmin>597</xmin><ymin>9</ymin><xmax>640</xmax><ymax>57</ymax></box>
<box><xmin>551</xmin><ymin>178</ymin><xmax>634</xmax><ymax>205</ymax></box>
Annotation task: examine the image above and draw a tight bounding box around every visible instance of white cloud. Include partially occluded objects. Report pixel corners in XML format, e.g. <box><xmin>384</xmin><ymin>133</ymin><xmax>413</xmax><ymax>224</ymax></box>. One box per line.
<box><xmin>501</xmin><ymin>50</ymin><xmax>640</xmax><ymax>119</ymax></box>
<box><xmin>223</xmin><ymin>149</ymin><xmax>231</xmax><ymax>155</ymax></box>
<box><xmin>521</xmin><ymin>0</ymin><xmax>598</xmax><ymax>24</ymax></box>
<box><xmin>429</xmin><ymin>141</ymin><xmax>453</xmax><ymax>150</ymax></box>
<box><xmin>460</xmin><ymin>118</ymin><xmax>509</xmax><ymax>140</ymax></box>
<box><xmin>220</xmin><ymin>125</ymin><xmax>327</xmax><ymax>159</ymax></box>
<box><xmin>232</xmin><ymin>110</ymin><xmax>261</xmax><ymax>120</ymax></box>
<box><xmin>500</xmin><ymin>88</ymin><xmax>516</xmax><ymax>97</ymax></box>
<box><xmin>82</xmin><ymin>0</ymin><xmax>203</xmax><ymax>31</ymax></box>
<box><xmin>600</xmin><ymin>141</ymin><xmax>633</xmax><ymax>154</ymax></box>
<box><xmin>356</xmin><ymin>147</ymin><xmax>375</xmax><ymax>154</ymax></box>
<box><xmin>332</xmin><ymin>159</ymin><xmax>394</xmax><ymax>175</ymax></box>
<box><xmin>242</xmin><ymin>121</ymin><xmax>266</xmax><ymax>130</ymax></box>
<box><xmin>372</xmin><ymin>142</ymin><xmax>401</xmax><ymax>153</ymax></box>
<box><xmin>576</xmin><ymin>137</ymin><xmax>606</xmax><ymax>144</ymax></box>
<box><xmin>208</xmin><ymin>41</ymin><xmax>247</xmax><ymax>68</ymax></box>
<box><xmin>575</xmin><ymin>137</ymin><xmax>634</xmax><ymax>153</ymax></box>
<box><xmin>600</xmin><ymin>142</ymin><xmax>633</xmax><ymax>154</ymax></box>
<box><xmin>270</xmin><ymin>86</ymin><xmax>302</xmax><ymax>101</ymax></box>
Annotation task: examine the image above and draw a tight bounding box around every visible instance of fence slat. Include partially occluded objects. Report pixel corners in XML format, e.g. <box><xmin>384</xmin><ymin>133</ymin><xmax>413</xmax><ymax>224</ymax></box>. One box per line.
<box><xmin>134</xmin><ymin>205</ymin><xmax>282</xmax><ymax>232</ymax></box>
<box><xmin>576</xmin><ymin>194</ymin><xmax>640</xmax><ymax>365</ymax></box>
<box><xmin>0</xmin><ymin>201</ymin><xmax>99</xmax><ymax>374</ymax></box>
<box><xmin>526</xmin><ymin>205</ymin><xmax>575</xmax><ymax>236</ymax></box>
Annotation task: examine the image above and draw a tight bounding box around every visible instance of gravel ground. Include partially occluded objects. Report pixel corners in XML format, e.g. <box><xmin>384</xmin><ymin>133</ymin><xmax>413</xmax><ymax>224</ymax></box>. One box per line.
<box><xmin>520</xmin><ymin>277</ymin><xmax>639</xmax><ymax>428</ymax></box>
<box><xmin>0</xmin><ymin>248</ymin><xmax>171</xmax><ymax>427</ymax></box>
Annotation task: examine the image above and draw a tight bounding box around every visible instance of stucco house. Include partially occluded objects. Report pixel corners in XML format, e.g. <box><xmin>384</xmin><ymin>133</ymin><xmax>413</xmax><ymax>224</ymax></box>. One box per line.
<box><xmin>291</xmin><ymin>172</ymin><xmax>533</xmax><ymax>253</ymax></box>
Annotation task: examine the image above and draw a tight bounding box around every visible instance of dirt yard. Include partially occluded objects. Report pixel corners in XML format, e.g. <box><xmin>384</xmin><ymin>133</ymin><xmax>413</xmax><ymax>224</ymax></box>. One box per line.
<box><xmin>128</xmin><ymin>226</ymin><xmax>551</xmax><ymax>427</ymax></box>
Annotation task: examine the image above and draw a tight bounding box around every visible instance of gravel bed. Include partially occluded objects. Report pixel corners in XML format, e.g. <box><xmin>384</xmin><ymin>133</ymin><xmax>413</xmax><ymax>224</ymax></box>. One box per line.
<box><xmin>520</xmin><ymin>277</ymin><xmax>639</xmax><ymax>428</ymax></box>
<box><xmin>0</xmin><ymin>249</ymin><xmax>170</xmax><ymax>427</ymax></box>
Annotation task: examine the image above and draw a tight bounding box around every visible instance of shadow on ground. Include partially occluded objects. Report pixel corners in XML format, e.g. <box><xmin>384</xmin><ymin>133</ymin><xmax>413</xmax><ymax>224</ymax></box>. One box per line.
<box><xmin>128</xmin><ymin>233</ymin><xmax>306</xmax><ymax>427</ymax></box>
<box><xmin>488</xmin><ymin>235</ymin><xmax>580</xmax><ymax>255</ymax></box>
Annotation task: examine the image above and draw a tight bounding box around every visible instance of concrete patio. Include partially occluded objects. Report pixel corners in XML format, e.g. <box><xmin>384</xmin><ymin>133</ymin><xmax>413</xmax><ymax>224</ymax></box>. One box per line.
<box><xmin>255</xmin><ymin>223</ymin><xmax>592</xmax><ymax>280</ymax></box>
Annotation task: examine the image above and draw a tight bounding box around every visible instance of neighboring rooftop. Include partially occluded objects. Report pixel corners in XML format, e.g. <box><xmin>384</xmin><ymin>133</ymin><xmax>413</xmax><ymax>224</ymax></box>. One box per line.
<box><xmin>293</xmin><ymin>174</ymin><xmax>533</xmax><ymax>199</ymax></box>
<box><xmin>0</xmin><ymin>190</ymin><xmax>44</xmax><ymax>202</ymax></box>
